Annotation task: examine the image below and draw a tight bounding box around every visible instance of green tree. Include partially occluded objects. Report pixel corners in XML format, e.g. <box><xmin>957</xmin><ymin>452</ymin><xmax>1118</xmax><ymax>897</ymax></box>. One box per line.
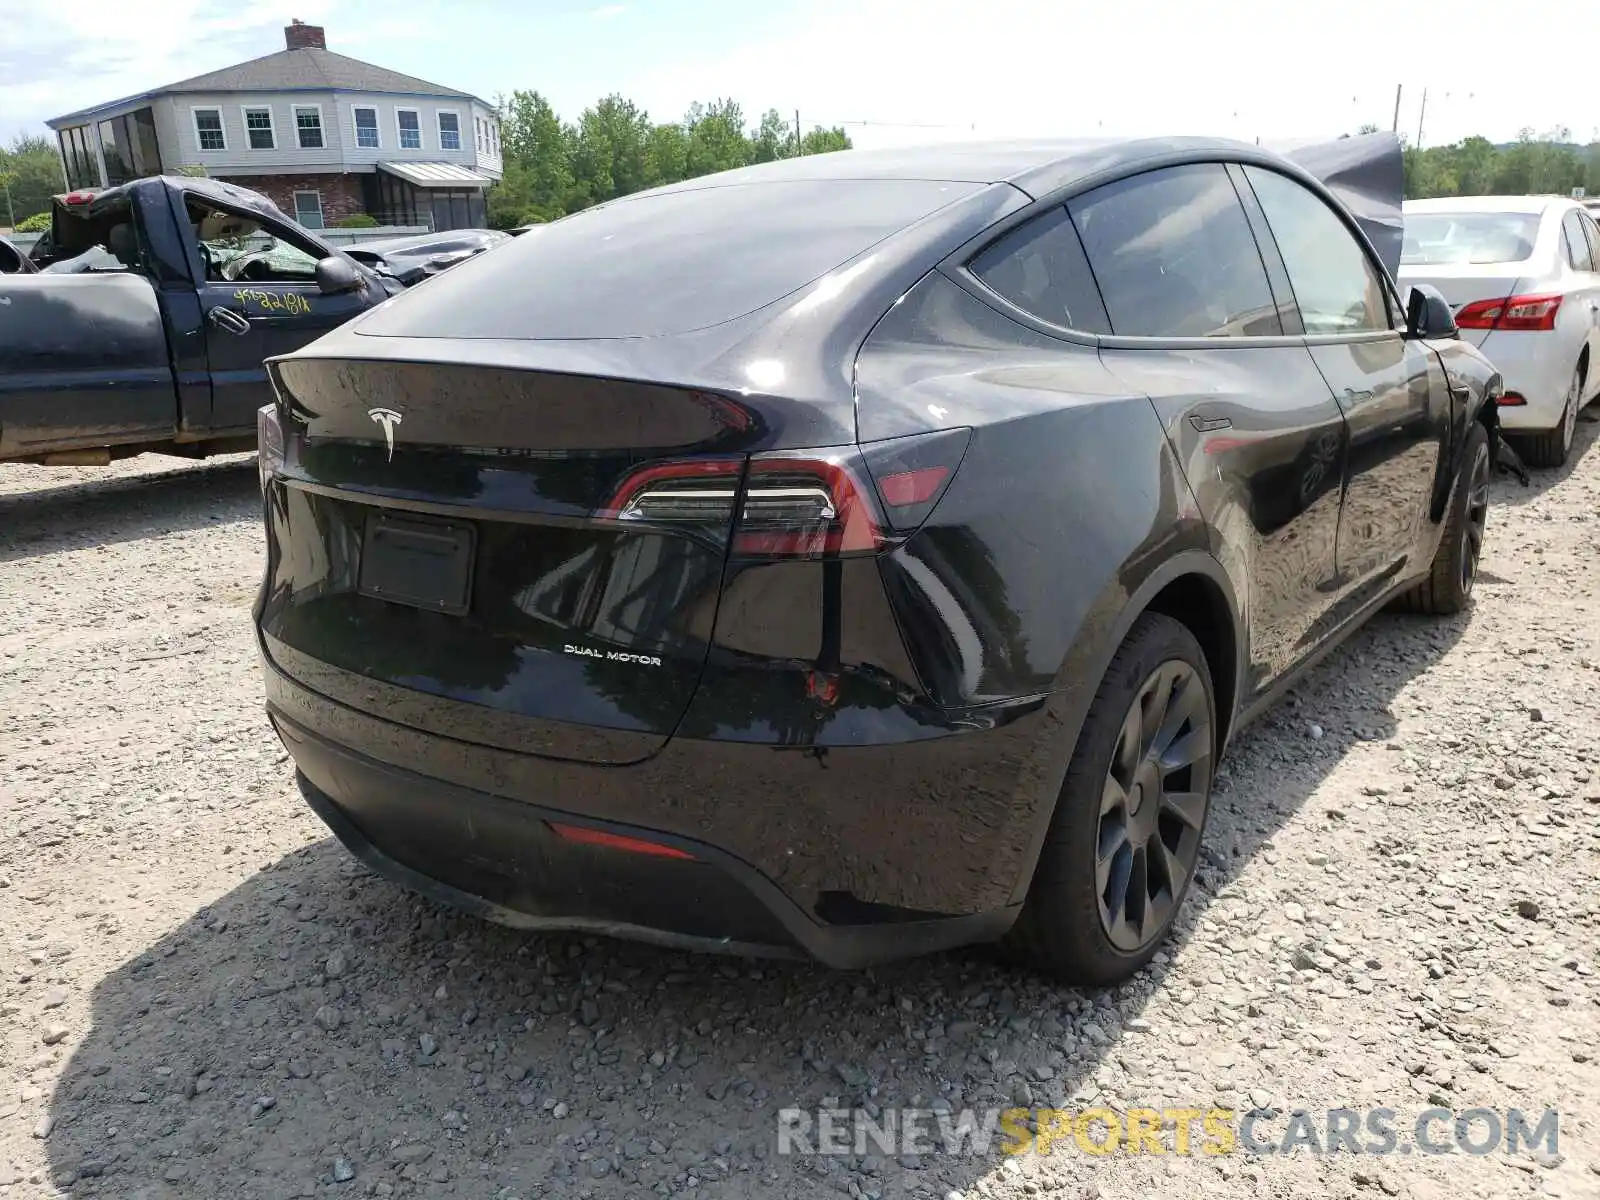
<box><xmin>496</xmin><ymin>90</ymin><xmax>575</xmax><ymax>225</ymax></box>
<box><xmin>683</xmin><ymin>99</ymin><xmax>752</xmax><ymax>177</ymax></box>
<box><xmin>1401</xmin><ymin>128</ymin><xmax>1599</xmax><ymax>200</ymax></box>
<box><xmin>644</xmin><ymin>122</ymin><xmax>688</xmax><ymax>188</ymax></box>
<box><xmin>800</xmin><ymin>126</ymin><xmax>851</xmax><ymax>156</ymax></box>
<box><xmin>0</xmin><ymin>134</ymin><xmax>65</xmax><ymax>227</ymax></box>
<box><xmin>750</xmin><ymin>109</ymin><xmax>793</xmax><ymax>163</ymax></box>
<box><xmin>486</xmin><ymin>90</ymin><xmax>852</xmax><ymax>223</ymax></box>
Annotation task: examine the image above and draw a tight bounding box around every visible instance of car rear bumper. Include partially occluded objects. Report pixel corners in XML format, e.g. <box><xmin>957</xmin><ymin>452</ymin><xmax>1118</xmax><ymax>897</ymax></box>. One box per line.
<box><xmin>1477</xmin><ymin>331</ymin><xmax>1577</xmax><ymax>430</ymax></box>
<box><xmin>264</xmin><ymin>662</ymin><xmax>1040</xmax><ymax>968</ymax></box>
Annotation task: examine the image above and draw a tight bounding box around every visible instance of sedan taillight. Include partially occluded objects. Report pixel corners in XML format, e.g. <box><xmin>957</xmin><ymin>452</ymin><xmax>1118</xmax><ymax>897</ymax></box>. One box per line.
<box><xmin>603</xmin><ymin>428</ymin><xmax>970</xmax><ymax>559</ymax></box>
<box><xmin>1455</xmin><ymin>293</ymin><xmax>1563</xmax><ymax>332</ymax></box>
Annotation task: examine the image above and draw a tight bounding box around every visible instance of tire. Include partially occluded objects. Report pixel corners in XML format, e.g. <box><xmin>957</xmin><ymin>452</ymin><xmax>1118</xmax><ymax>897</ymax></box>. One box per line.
<box><xmin>1004</xmin><ymin>612</ymin><xmax>1216</xmax><ymax>986</ymax></box>
<box><xmin>1392</xmin><ymin>421</ymin><xmax>1490</xmax><ymax>616</ymax></box>
<box><xmin>1517</xmin><ymin>365</ymin><xmax>1581</xmax><ymax>469</ymax></box>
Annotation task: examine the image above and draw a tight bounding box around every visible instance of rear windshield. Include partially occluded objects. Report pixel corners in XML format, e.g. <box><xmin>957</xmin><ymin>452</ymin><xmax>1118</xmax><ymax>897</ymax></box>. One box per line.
<box><xmin>356</xmin><ymin>179</ymin><xmax>980</xmax><ymax>340</ymax></box>
<box><xmin>1401</xmin><ymin>212</ymin><xmax>1541</xmax><ymax>265</ymax></box>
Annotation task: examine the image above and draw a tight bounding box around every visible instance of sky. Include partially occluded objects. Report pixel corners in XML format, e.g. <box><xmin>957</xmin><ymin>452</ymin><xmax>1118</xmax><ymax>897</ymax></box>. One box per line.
<box><xmin>0</xmin><ymin>0</ymin><xmax>1594</xmax><ymax>151</ymax></box>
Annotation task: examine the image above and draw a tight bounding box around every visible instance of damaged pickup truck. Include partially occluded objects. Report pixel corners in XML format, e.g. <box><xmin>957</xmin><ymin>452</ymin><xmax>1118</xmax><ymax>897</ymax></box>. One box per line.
<box><xmin>0</xmin><ymin>175</ymin><xmax>401</xmax><ymax>466</ymax></box>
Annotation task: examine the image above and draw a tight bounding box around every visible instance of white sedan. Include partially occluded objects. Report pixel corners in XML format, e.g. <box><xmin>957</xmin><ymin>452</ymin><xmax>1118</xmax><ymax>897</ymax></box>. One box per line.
<box><xmin>1399</xmin><ymin>196</ymin><xmax>1600</xmax><ymax>467</ymax></box>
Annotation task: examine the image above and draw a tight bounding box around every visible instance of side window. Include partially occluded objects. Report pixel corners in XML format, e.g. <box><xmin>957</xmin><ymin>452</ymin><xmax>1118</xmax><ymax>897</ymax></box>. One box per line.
<box><xmin>1581</xmin><ymin>212</ymin><xmax>1600</xmax><ymax>269</ymax></box>
<box><xmin>190</xmin><ymin>201</ymin><xmax>327</xmax><ymax>284</ymax></box>
<box><xmin>1068</xmin><ymin>163</ymin><xmax>1280</xmax><ymax>338</ymax></box>
<box><xmin>968</xmin><ymin>205</ymin><xmax>1111</xmax><ymax>334</ymax></box>
<box><xmin>1243</xmin><ymin>167</ymin><xmax>1390</xmax><ymax>335</ymax></box>
<box><xmin>1561</xmin><ymin>212</ymin><xmax>1594</xmax><ymax>272</ymax></box>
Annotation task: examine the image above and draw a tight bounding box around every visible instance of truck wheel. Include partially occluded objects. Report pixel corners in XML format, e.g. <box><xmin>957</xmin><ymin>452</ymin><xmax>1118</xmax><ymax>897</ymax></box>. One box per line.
<box><xmin>1392</xmin><ymin>421</ymin><xmax>1489</xmax><ymax>616</ymax></box>
<box><xmin>1518</xmin><ymin>366</ymin><xmax>1581</xmax><ymax>469</ymax></box>
<box><xmin>1004</xmin><ymin>612</ymin><xmax>1215</xmax><ymax>985</ymax></box>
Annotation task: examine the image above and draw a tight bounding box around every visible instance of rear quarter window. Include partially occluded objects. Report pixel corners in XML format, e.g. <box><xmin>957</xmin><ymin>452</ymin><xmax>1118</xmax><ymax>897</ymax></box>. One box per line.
<box><xmin>356</xmin><ymin>179</ymin><xmax>982</xmax><ymax>340</ymax></box>
<box><xmin>1562</xmin><ymin>211</ymin><xmax>1595</xmax><ymax>271</ymax></box>
<box><xmin>968</xmin><ymin>206</ymin><xmax>1111</xmax><ymax>334</ymax></box>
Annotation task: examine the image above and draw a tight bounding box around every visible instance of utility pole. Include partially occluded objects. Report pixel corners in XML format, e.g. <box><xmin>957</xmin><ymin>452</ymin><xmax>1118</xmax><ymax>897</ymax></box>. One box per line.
<box><xmin>1392</xmin><ymin>85</ymin><xmax>1402</xmax><ymax>133</ymax></box>
<box><xmin>1416</xmin><ymin>87</ymin><xmax>1428</xmax><ymax>150</ymax></box>
<box><xmin>794</xmin><ymin>109</ymin><xmax>801</xmax><ymax>157</ymax></box>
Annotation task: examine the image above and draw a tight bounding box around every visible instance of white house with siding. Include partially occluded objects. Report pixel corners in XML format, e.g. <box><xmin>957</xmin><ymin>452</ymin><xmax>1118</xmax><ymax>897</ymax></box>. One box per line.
<box><xmin>46</xmin><ymin>21</ymin><xmax>501</xmax><ymax>231</ymax></box>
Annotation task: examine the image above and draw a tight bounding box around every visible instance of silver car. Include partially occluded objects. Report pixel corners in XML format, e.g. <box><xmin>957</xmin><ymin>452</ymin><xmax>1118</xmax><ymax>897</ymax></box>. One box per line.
<box><xmin>1399</xmin><ymin>196</ymin><xmax>1600</xmax><ymax>467</ymax></box>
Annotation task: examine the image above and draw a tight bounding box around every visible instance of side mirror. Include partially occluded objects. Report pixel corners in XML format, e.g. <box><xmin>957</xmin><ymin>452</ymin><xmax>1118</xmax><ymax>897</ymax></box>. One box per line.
<box><xmin>314</xmin><ymin>255</ymin><xmax>365</xmax><ymax>295</ymax></box>
<box><xmin>1406</xmin><ymin>283</ymin><xmax>1457</xmax><ymax>340</ymax></box>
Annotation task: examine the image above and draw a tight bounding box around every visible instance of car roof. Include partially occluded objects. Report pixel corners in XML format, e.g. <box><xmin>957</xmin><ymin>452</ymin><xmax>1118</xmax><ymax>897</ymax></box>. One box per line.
<box><xmin>628</xmin><ymin>135</ymin><xmax>1272</xmax><ymax>200</ymax></box>
<box><xmin>1403</xmin><ymin>195</ymin><xmax>1566</xmax><ymax>215</ymax></box>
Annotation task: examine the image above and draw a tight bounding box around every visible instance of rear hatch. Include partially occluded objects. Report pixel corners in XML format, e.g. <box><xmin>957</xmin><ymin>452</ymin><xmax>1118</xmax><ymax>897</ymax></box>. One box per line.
<box><xmin>258</xmin><ymin>176</ymin><xmax>985</xmax><ymax>765</ymax></box>
<box><xmin>259</xmin><ymin>359</ymin><xmax>757</xmax><ymax>765</ymax></box>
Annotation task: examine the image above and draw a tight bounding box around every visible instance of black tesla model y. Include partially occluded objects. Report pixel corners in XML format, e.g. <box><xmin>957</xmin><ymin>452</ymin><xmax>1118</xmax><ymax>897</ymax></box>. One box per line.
<box><xmin>255</xmin><ymin>133</ymin><xmax>1501</xmax><ymax>983</ymax></box>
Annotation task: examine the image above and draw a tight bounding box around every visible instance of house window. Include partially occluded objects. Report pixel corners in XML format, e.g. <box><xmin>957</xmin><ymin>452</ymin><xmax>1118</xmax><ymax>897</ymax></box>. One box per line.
<box><xmin>294</xmin><ymin>106</ymin><xmax>324</xmax><ymax>150</ymax></box>
<box><xmin>397</xmin><ymin>109</ymin><xmax>422</xmax><ymax>150</ymax></box>
<box><xmin>243</xmin><ymin>106</ymin><xmax>275</xmax><ymax>150</ymax></box>
<box><xmin>490</xmin><ymin>123</ymin><xmax>498</xmax><ymax>155</ymax></box>
<box><xmin>293</xmin><ymin>191</ymin><xmax>324</xmax><ymax>230</ymax></box>
<box><xmin>129</xmin><ymin>108</ymin><xmax>162</xmax><ymax>176</ymax></box>
<box><xmin>438</xmin><ymin>111</ymin><xmax>461</xmax><ymax>151</ymax></box>
<box><xmin>59</xmin><ymin>125</ymin><xmax>99</xmax><ymax>189</ymax></box>
<box><xmin>473</xmin><ymin>117</ymin><xmax>483</xmax><ymax>154</ymax></box>
<box><xmin>193</xmin><ymin>108</ymin><xmax>225</xmax><ymax>152</ymax></box>
<box><xmin>98</xmin><ymin>119</ymin><xmax>130</xmax><ymax>186</ymax></box>
<box><xmin>353</xmin><ymin>106</ymin><xmax>380</xmax><ymax>149</ymax></box>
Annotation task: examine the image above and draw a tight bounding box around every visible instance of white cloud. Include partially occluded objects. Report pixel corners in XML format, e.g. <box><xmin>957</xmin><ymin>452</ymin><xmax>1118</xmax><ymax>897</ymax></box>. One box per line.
<box><xmin>0</xmin><ymin>0</ymin><xmax>336</xmax><ymax>134</ymax></box>
<box><xmin>590</xmin><ymin>4</ymin><xmax>629</xmax><ymax>18</ymax></box>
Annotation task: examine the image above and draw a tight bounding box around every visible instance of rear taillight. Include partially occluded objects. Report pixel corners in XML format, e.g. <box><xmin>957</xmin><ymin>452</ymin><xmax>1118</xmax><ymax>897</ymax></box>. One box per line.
<box><xmin>1455</xmin><ymin>293</ymin><xmax>1563</xmax><ymax>332</ymax></box>
<box><xmin>1497</xmin><ymin>392</ymin><xmax>1527</xmax><ymax>406</ymax></box>
<box><xmin>257</xmin><ymin>403</ymin><xmax>284</xmax><ymax>490</ymax></box>
<box><xmin>858</xmin><ymin>427</ymin><xmax>971</xmax><ymax>531</ymax></box>
<box><xmin>603</xmin><ymin>428</ymin><xmax>970</xmax><ymax>559</ymax></box>
<box><xmin>738</xmin><ymin>450</ymin><xmax>886</xmax><ymax>557</ymax></box>
<box><xmin>605</xmin><ymin>459</ymin><xmax>742</xmax><ymax>524</ymax></box>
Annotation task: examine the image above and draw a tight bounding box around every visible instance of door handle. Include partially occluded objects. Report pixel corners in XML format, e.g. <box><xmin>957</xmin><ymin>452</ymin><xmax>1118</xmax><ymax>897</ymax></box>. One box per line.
<box><xmin>207</xmin><ymin>307</ymin><xmax>251</xmax><ymax>336</ymax></box>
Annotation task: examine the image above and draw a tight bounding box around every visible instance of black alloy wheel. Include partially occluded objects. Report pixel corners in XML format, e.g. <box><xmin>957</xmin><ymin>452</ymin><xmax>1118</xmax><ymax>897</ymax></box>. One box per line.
<box><xmin>1458</xmin><ymin>434</ymin><xmax>1490</xmax><ymax>597</ymax></box>
<box><xmin>1095</xmin><ymin>659</ymin><xmax>1213</xmax><ymax>951</ymax></box>
<box><xmin>1004</xmin><ymin>611</ymin><xmax>1217</xmax><ymax>985</ymax></box>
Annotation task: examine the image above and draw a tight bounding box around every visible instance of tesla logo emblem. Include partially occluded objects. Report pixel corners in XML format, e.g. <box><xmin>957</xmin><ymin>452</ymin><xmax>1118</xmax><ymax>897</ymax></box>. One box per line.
<box><xmin>367</xmin><ymin>408</ymin><xmax>402</xmax><ymax>460</ymax></box>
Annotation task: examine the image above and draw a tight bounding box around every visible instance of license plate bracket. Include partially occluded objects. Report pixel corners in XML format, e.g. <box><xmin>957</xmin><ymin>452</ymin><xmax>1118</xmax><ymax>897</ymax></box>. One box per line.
<box><xmin>358</xmin><ymin>512</ymin><xmax>475</xmax><ymax>616</ymax></box>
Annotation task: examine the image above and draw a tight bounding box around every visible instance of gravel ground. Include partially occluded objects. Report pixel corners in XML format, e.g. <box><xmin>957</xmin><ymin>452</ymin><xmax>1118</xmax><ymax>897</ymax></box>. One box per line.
<box><xmin>3</xmin><ymin>424</ymin><xmax>1599</xmax><ymax>1200</ymax></box>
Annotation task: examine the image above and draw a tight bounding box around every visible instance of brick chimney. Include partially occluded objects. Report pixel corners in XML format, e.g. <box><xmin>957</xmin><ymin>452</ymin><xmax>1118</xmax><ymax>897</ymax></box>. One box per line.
<box><xmin>284</xmin><ymin>19</ymin><xmax>326</xmax><ymax>50</ymax></box>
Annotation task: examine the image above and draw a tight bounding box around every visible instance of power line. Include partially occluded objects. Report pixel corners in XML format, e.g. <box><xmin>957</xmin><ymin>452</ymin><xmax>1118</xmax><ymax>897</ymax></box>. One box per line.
<box><xmin>811</xmin><ymin>118</ymin><xmax>976</xmax><ymax>131</ymax></box>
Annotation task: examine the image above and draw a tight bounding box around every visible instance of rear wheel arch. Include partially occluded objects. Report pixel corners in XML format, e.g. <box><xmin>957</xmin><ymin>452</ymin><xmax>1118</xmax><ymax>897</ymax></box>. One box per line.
<box><xmin>1004</xmin><ymin>551</ymin><xmax>1244</xmax><ymax>910</ymax></box>
<box><xmin>1140</xmin><ymin>568</ymin><xmax>1240</xmax><ymax>757</ymax></box>
<box><xmin>1077</xmin><ymin>552</ymin><xmax>1244</xmax><ymax>758</ymax></box>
